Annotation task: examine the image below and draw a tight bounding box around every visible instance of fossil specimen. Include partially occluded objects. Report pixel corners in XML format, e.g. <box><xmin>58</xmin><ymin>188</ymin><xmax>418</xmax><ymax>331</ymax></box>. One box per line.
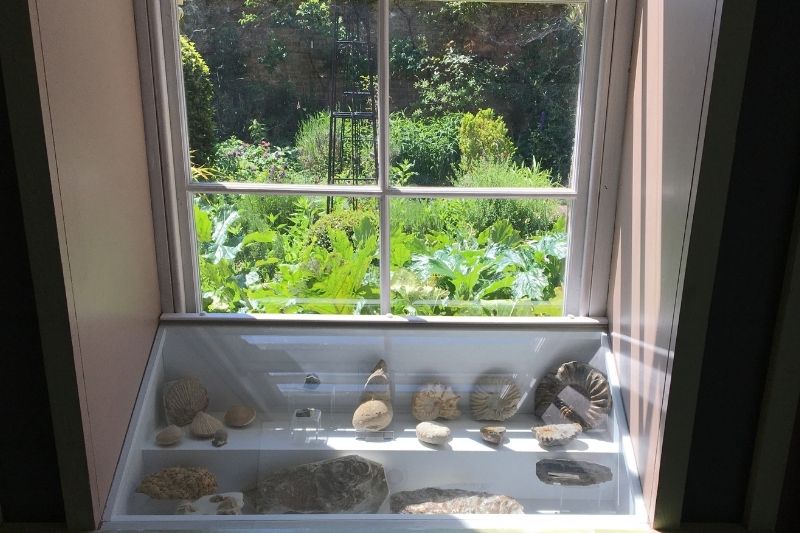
<box><xmin>190</xmin><ymin>412</ymin><xmax>224</xmax><ymax>438</ymax></box>
<box><xmin>304</xmin><ymin>373</ymin><xmax>321</xmax><ymax>389</ymax></box>
<box><xmin>359</xmin><ymin>359</ymin><xmax>390</xmax><ymax>403</ymax></box>
<box><xmin>352</xmin><ymin>399</ymin><xmax>393</xmax><ymax>431</ymax></box>
<box><xmin>534</xmin><ymin>361</ymin><xmax>612</xmax><ymax>429</ymax></box>
<box><xmin>175</xmin><ymin>492</ymin><xmax>244</xmax><ymax>515</ymax></box>
<box><xmin>211</xmin><ymin>429</ymin><xmax>228</xmax><ymax>447</ymax></box>
<box><xmin>469</xmin><ymin>375</ymin><xmax>522</xmax><ymax>421</ymax></box>
<box><xmin>155</xmin><ymin>424</ymin><xmax>182</xmax><ymax>447</ymax></box>
<box><xmin>390</xmin><ymin>488</ymin><xmax>524</xmax><ymax>514</ymax></box>
<box><xmin>536</xmin><ymin>459</ymin><xmax>613</xmax><ymax>486</ymax></box>
<box><xmin>352</xmin><ymin>359</ymin><xmax>393</xmax><ymax>431</ymax></box>
<box><xmin>224</xmin><ymin>405</ymin><xmax>256</xmax><ymax>428</ymax></box>
<box><xmin>411</xmin><ymin>382</ymin><xmax>461</xmax><ymax>421</ymax></box>
<box><xmin>163</xmin><ymin>377</ymin><xmax>209</xmax><ymax>426</ymax></box>
<box><xmin>479</xmin><ymin>425</ymin><xmax>506</xmax><ymax>445</ymax></box>
<box><xmin>245</xmin><ymin>455</ymin><xmax>388</xmax><ymax>514</ymax></box>
<box><xmin>415</xmin><ymin>421</ymin><xmax>451</xmax><ymax>445</ymax></box>
<box><xmin>137</xmin><ymin>467</ymin><xmax>217</xmax><ymax>500</ymax></box>
<box><xmin>532</xmin><ymin>423</ymin><xmax>582</xmax><ymax>447</ymax></box>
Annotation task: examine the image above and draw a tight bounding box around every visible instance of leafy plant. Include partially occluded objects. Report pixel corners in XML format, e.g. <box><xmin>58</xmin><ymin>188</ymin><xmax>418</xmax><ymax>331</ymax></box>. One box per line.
<box><xmin>180</xmin><ymin>35</ymin><xmax>216</xmax><ymax>163</ymax></box>
<box><xmin>390</xmin><ymin>112</ymin><xmax>462</xmax><ymax>186</ymax></box>
<box><xmin>294</xmin><ymin>112</ymin><xmax>330</xmax><ymax>183</ymax></box>
<box><xmin>413</xmin><ymin>42</ymin><xmax>504</xmax><ymax>116</ymax></box>
<box><xmin>458</xmin><ymin>109</ymin><xmax>515</xmax><ymax>170</ymax></box>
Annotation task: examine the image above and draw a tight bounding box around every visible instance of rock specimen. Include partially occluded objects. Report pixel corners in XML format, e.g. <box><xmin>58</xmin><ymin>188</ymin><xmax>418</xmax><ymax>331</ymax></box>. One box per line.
<box><xmin>304</xmin><ymin>373</ymin><xmax>321</xmax><ymax>389</ymax></box>
<box><xmin>224</xmin><ymin>405</ymin><xmax>256</xmax><ymax>428</ymax></box>
<box><xmin>532</xmin><ymin>423</ymin><xmax>582</xmax><ymax>447</ymax></box>
<box><xmin>352</xmin><ymin>359</ymin><xmax>393</xmax><ymax>431</ymax></box>
<box><xmin>163</xmin><ymin>377</ymin><xmax>209</xmax><ymax>426</ymax></box>
<box><xmin>535</xmin><ymin>459</ymin><xmax>613</xmax><ymax>486</ymax></box>
<box><xmin>534</xmin><ymin>361</ymin><xmax>612</xmax><ymax>429</ymax></box>
<box><xmin>479</xmin><ymin>425</ymin><xmax>506</xmax><ymax>445</ymax></box>
<box><xmin>390</xmin><ymin>488</ymin><xmax>524</xmax><ymax>514</ymax></box>
<box><xmin>245</xmin><ymin>455</ymin><xmax>388</xmax><ymax>514</ymax></box>
<box><xmin>353</xmin><ymin>399</ymin><xmax>393</xmax><ymax>431</ymax></box>
<box><xmin>137</xmin><ymin>467</ymin><xmax>218</xmax><ymax>500</ymax></box>
<box><xmin>470</xmin><ymin>374</ymin><xmax>522</xmax><ymax>421</ymax></box>
<box><xmin>176</xmin><ymin>492</ymin><xmax>244</xmax><ymax>515</ymax></box>
<box><xmin>211</xmin><ymin>429</ymin><xmax>228</xmax><ymax>447</ymax></box>
<box><xmin>412</xmin><ymin>382</ymin><xmax>461</xmax><ymax>421</ymax></box>
<box><xmin>155</xmin><ymin>424</ymin><xmax>183</xmax><ymax>447</ymax></box>
<box><xmin>190</xmin><ymin>412</ymin><xmax>224</xmax><ymax>438</ymax></box>
<box><xmin>416</xmin><ymin>421</ymin><xmax>451</xmax><ymax>445</ymax></box>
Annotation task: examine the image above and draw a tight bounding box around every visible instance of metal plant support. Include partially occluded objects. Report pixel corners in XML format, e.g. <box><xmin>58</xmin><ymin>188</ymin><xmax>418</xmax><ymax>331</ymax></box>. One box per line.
<box><xmin>327</xmin><ymin>1</ymin><xmax>379</xmax><ymax>212</ymax></box>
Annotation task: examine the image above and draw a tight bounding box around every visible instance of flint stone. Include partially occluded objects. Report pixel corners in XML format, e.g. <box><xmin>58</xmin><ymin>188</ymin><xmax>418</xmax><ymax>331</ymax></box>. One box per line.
<box><xmin>390</xmin><ymin>488</ymin><xmax>524</xmax><ymax>514</ymax></box>
<box><xmin>416</xmin><ymin>421</ymin><xmax>451</xmax><ymax>445</ymax></box>
<box><xmin>536</xmin><ymin>459</ymin><xmax>613</xmax><ymax>486</ymax></box>
<box><xmin>245</xmin><ymin>455</ymin><xmax>388</xmax><ymax>514</ymax></box>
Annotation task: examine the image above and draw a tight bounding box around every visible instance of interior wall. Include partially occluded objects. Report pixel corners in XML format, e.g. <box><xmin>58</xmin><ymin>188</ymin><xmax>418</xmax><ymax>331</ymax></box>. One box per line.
<box><xmin>0</xmin><ymin>58</ymin><xmax>65</xmax><ymax>524</ymax></box>
<box><xmin>27</xmin><ymin>0</ymin><xmax>162</xmax><ymax>525</ymax></box>
<box><xmin>683</xmin><ymin>0</ymin><xmax>800</xmax><ymax>523</ymax></box>
<box><xmin>607</xmin><ymin>0</ymin><xmax>718</xmax><ymax>523</ymax></box>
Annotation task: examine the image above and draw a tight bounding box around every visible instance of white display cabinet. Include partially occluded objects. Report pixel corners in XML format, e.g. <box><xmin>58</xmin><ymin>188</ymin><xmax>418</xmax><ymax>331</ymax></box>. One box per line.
<box><xmin>105</xmin><ymin>322</ymin><xmax>646</xmax><ymax>530</ymax></box>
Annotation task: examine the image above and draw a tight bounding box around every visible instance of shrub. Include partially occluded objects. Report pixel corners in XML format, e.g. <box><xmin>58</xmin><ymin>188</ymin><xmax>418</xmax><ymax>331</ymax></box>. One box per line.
<box><xmin>210</xmin><ymin>137</ymin><xmax>298</xmax><ymax>183</ymax></box>
<box><xmin>390</xmin><ymin>112</ymin><xmax>462</xmax><ymax>186</ymax></box>
<box><xmin>180</xmin><ymin>35</ymin><xmax>216</xmax><ymax>163</ymax></box>
<box><xmin>309</xmin><ymin>208</ymin><xmax>379</xmax><ymax>251</ymax></box>
<box><xmin>294</xmin><ymin>112</ymin><xmax>330</xmax><ymax>184</ymax></box>
<box><xmin>458</xmin><ymin>109</ymin><xmax>515</xmax><ymax>170</ymax></box>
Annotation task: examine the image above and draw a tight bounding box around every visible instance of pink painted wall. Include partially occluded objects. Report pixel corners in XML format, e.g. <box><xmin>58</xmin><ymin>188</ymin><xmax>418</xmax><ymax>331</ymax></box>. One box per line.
<box><xmin>32</xmin><ymin>0</ymin><xmax>161</xmax><ymax>524</ymax></box>
<box><xmin>608</xmin><ymin>0</ymin><xmax>718</xmax><ymax>523</ymax></box>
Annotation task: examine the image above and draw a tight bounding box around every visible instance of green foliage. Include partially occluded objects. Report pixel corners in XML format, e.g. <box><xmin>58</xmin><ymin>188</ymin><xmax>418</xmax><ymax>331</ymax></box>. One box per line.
<box><xmin>390</xmin><ymin>37</ymin><xmax>427</xmax><ymax>79</ymax></box>
<box><xmin>180</xmin><ymin>35</ymin><xmax>216</xmax><ymax>163</ymax></box>
<box><xmin>390</xmin><ymin>112</ymin><xmax>462</xmax><ymax>186</ymax></box>
<box><xmin>195</xmin><ymin>193</ymin><xmax>565</xmax><ymax>316</ymax></box>
<box><xmin>309</xmin><ymin>208</ymin><xmax>379</xmax><ymax>251</ymax></box>
<box><xmin>294</xmin><ymin>112</ymin><xmax>330</xmax><ymax>183</ymax></box>
<box><xmin>390</xmin><ymin>160</ymin><xmax>417</xmax><ymax>186</ymax></box>
<box><xmin>458</xmin><ymin>109</ymin><xmax>515</xmax><ymax>170</ymax></box>
<box><xmin>210</xmin><ymin>137</ymin><xmax>300</xmax><ymax>183</ymax></box>
<box><xmin>413</xmin><ymin>43</ymin><xmax>504</xmax><ymax>116</ymax></box>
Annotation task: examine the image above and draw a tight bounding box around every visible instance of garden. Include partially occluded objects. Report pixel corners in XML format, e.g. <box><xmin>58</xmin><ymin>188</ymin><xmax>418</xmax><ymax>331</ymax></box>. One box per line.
<box><xmin>180</xmin><ymin>0</ymin><xmax>584</xmax><ymax>316</ymax></box>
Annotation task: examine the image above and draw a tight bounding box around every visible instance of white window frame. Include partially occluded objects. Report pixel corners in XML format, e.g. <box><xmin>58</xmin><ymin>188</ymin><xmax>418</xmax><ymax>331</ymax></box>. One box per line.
<box><xmin>135</xmin><ymin>0</ymin><xmax>626</xmax><ymax>322</ymax></box>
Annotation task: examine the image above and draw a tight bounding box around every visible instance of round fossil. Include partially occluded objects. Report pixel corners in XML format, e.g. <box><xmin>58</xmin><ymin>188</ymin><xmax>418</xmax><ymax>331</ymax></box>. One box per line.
<box><xmin>163</xmin><ymin>377</ymin><xmax>209</xmax><ymax>426</ymax></box>
<box><xmin>224</xmin><ymin>405</ymin><xmax>256</xmax><ymax>428</ymax></box>
<box><xmin>533</xmin><ymin>361</ymin><xmax>612</xmax><ymax>429</ymax></box>
<box><xmin>469</xmin><ymin>375</ymin><xmax>522</xmax><ymax>421</ymax></box>
<box><xmin>412</xmin><ymin>382</ymin><xmax>461</xmax><ymax>421</ymax></box>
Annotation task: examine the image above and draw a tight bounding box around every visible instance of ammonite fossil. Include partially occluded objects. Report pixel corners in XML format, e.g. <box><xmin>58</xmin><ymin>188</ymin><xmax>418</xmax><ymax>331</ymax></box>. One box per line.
<box><xmin>533</xmin><ymin>361</ymin><xmax>612</xmax><ymax>429</ymax></box>
<box><xmin>469</xmin><ymin>375</ymin><xmax>522</xmax><ymax>421</ymax></box>
<box><xmin>411</xmin><ymin>382</ymin><xmax>461</xmax><ymax>421</ymax></box>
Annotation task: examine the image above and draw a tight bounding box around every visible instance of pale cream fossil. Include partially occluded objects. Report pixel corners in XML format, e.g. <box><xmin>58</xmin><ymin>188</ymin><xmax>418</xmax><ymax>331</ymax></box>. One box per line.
<box><xmin>411</xmin><ymin>382</ymin><xmax>461</xmax><ymax>421</ymax></box>
<box><xmin>469</xmin><ymin>375</ymin><xmax>522</xmax><ymax>421</ymax></box>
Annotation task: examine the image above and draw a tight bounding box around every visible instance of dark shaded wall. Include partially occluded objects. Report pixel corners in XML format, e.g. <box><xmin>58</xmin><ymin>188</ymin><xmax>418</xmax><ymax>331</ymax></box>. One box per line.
<box><xmin>681</xmin><ymin>0</ymin><xmax>800</xmax><ymax>524</ymax></box>
<box><xmin>0</xmin><ymin>62</ymin><xmax>65</xmax><ymax>522</ymax></box>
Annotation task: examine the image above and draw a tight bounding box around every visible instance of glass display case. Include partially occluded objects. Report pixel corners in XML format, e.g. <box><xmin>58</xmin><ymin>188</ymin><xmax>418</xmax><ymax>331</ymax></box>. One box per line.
<box><xmin>105</xmin><ymin>322</ymin><xmax>646</xmax><ymax>529</ymax></box>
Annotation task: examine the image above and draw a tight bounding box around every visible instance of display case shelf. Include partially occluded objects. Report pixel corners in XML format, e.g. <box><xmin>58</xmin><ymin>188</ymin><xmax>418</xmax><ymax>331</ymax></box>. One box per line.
<box><xmin>105</xmin><ymin>323</ymin><xmax>646</xmax><ymax>529</ymax></box>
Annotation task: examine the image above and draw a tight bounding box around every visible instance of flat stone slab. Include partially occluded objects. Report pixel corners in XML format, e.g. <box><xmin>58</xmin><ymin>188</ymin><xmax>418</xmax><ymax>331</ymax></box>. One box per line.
<box><xmin>390</xmin><ymin>487</ymin><xmax>524</xmax><ymax>514</ymax></box>
<box><xmin>536</xmin><ymin>459</ymin><xmax>613</xmax><ymax>486</ymax></box>
<box><xmin>245</xmin><ymin>455</ymin><xmax>388</xmax><ymax>514</ymax></box>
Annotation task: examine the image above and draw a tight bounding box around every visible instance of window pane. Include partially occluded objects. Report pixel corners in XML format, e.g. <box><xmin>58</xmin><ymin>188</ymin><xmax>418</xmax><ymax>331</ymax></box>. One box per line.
<box><xmin>388</xmin><ymin>1</ymin><xmax>584</xmax><ymax>187</ymax></box>
<box><xmin>194</xmin><ymin>194</ymin><xmax>380</xmax><ymax>314</ymax></box>
<box><xmin>181</xmin><ymin>0</ymin><xmax>379</xmax><ymax>185</ymax></box>
<box><xmin>390</xmin><ymin>197</ymin><xmax>568</xmax><ymax>316</ymax></box>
